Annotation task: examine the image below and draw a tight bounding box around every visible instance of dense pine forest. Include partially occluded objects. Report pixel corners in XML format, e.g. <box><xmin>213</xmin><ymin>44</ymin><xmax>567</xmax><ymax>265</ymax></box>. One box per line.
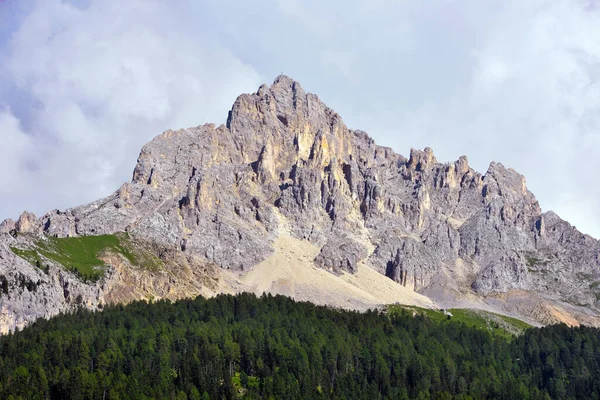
<box><xmin>1</xmin><ymin>294</ymin><xmax>600</xmax><ymax>399</ymax></box>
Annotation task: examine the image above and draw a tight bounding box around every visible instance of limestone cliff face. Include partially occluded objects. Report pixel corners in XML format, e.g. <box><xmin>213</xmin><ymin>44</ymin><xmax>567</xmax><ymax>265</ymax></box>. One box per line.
<box><xmin>2</xmin><ymin>75</ymin><xmax>600</xmax><ymax>330</ymax></box>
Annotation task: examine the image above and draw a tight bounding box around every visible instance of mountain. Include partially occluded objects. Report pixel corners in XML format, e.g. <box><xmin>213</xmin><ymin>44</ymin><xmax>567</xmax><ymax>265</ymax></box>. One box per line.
<box><xmin>2</xmin><ymin>75</ymin><xmax>600</xmax><ymax>332</ymax></box>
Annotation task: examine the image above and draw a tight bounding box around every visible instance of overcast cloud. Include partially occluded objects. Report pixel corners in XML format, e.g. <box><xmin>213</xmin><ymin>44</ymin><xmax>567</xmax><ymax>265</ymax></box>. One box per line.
<box><xmin>1</xmin><ymin>0</ymin><xmax>600</xmax><ymax>238</ymax></box>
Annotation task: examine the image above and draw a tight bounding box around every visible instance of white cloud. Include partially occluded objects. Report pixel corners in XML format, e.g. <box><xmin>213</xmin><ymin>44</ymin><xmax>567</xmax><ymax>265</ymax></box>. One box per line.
<box><xmin>0</xmin><ymin>0</ymin><xmax>260</xmax><ymax>220</ymax></box>
<box><xmin>321</xmin><ymin>51</ymin><xmax>356</xmax><ymax>82</ymax></box>
<box><xmin>2</xmin><ymin>0</ymin><xmax>600</xmax><ymax>239</ymax></box>
<box><xmin>455</xmin><ymin>0</ymin><xmax>600</xmax><ymax>236</ymax></box>
<box><xmin>0</xmin><ymin>108</ymin><xmax>34</xmax><ymax>193</ymax></box>
<box><xmin>240</xmin><ymin>0</ymin><xmax>600</xmax><ymax>237</ymax></box>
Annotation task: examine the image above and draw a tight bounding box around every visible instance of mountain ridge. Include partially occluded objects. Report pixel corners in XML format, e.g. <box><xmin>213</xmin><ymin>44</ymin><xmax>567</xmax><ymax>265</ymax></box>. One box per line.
<box><xmin>2</xmin><ymin>75</ymin><xmax>599</xmax><ymax>332</ymax></box>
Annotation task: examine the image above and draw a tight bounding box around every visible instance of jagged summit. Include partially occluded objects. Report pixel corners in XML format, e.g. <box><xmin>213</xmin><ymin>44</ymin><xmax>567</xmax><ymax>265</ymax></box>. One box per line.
<box><xmin>227</xmin><ymin>74</ymin><xmax>315</xmax><ymax>130</ymax></box>
<box><xmin>2</xmin><ymin>76</ymin><xmax>600</xmax><ymax>332</ymax></box>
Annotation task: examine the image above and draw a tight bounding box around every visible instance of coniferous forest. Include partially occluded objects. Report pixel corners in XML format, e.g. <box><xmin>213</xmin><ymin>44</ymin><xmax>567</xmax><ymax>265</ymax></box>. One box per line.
<box><xmin>1</xmin><ymin>293</ymin><xmax>600</xmax><ymax>399</ymax></box>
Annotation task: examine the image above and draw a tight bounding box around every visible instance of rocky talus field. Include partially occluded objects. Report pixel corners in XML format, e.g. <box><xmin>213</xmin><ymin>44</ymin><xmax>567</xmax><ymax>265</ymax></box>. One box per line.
<box><xmin>2</xmin><ymin>75</ymin><xmax>600</xmax><ymax>332</ymax></box>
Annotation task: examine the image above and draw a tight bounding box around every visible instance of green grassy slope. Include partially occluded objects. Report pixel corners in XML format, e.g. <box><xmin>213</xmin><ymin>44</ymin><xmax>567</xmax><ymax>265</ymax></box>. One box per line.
<box><xmin>10</xmin><ymin>233</ymin><xmax>163</xmax><ymax>281</ymax></box>
<box><xmin>388</xmin><ymin>304</ymin><xmax>532</xmax><ymax>338</ymax></box>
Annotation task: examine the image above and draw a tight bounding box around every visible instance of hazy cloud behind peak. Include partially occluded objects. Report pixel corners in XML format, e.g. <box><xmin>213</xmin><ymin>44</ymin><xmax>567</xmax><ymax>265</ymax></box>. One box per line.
<box><xmin>1</xmin><ymin>0</ymin><xmax>600</xmax><ymax>237</ymax></box>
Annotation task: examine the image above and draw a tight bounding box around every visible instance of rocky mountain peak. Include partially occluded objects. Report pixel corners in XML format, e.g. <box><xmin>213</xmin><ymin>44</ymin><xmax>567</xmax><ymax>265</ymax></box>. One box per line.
<box><xmin>2</xmin><ymin>76</ymin><xmax>600</xmax><ymax>330</ymax></box>
<box><xmin>408</xmin><ymin>147</ymin><xmax>437</xmax><ymax>171</ymax></box>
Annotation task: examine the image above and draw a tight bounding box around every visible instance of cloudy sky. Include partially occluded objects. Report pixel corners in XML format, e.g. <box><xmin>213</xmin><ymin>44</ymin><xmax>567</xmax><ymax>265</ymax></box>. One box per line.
<box><xmin>1</xmin><ymin>0</ymin><xmax>600</xmax><ymax>238</ymax></box>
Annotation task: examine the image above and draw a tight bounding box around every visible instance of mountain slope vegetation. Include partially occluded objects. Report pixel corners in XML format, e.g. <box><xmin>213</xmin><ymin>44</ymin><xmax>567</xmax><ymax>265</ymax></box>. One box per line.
<box><xmin>1</xmin><ymin>293</ymin><xmax>599</xmax><ymax>399</ymax></box>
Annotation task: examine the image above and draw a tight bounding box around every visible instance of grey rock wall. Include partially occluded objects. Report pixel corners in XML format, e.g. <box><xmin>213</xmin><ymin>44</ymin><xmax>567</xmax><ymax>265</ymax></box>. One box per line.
<box><xmin>2</xmin><ymin>75</ymin><xmax>600</xmax><ymax>329</ymax></box>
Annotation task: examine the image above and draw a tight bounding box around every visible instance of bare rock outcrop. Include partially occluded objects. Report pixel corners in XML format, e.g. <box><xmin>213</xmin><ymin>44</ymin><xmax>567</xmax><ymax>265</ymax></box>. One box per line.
<box><xmin>2</xmin><ymin>75</ymin><xmax>600</xmax><ymax>330</ymax></box>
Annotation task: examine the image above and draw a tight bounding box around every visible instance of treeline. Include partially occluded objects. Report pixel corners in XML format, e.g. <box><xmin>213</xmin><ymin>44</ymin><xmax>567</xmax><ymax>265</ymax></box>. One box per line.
<box><xmin>1</xmin><ymin>293</ymin><xmax>600</xmax><ymax>399</ymax></box>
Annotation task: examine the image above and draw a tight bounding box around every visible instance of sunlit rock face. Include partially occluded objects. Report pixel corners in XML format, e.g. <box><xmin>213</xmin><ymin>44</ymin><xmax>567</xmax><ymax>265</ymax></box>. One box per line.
<box><xmin>2</xmin><ymin>75</ymin><xmax>600</xmax><ymax>330</ymax></box>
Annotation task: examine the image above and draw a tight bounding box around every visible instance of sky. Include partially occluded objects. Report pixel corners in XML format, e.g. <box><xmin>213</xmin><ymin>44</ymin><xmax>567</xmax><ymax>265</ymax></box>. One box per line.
<box><xmin>1</xmin><ymin>0</ymin><xmax>600</xmax><ymax>238</ymax></box>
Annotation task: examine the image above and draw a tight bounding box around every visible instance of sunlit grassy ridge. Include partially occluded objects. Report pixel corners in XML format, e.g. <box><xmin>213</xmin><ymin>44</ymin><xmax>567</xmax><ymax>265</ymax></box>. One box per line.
<box><xmin>10</xmin><ymin>233</ymin><xmax>163</xmax><ymax>281</ymax></box>
<box><xmin>387</xmin><ymin>304</ymin><xmax>532</xmax><ymax>338</ymax></box>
